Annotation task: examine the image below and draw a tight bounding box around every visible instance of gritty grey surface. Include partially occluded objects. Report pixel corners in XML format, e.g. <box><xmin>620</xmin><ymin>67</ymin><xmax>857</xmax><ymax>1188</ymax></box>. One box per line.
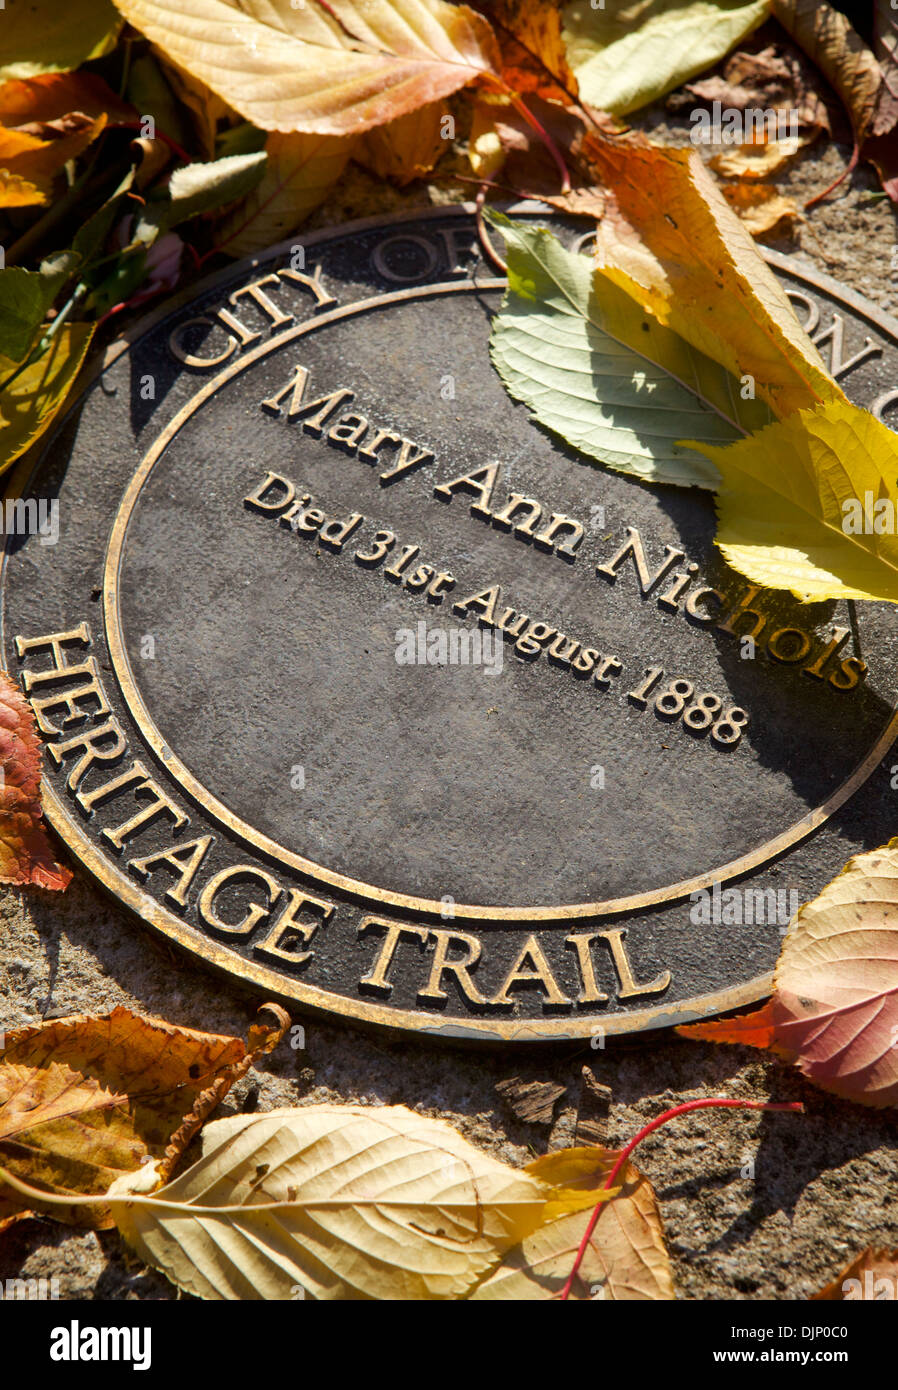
<box><xmin>2</xmin><ymin>115</ymin><xmax>898</xmax><ymax>1303</ymax></box>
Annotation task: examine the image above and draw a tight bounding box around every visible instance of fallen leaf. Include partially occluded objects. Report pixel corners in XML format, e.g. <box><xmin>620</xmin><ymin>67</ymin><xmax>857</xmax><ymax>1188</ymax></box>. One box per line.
<box><xmin>679</xmin><ymin>840</ymin><xmax>898</xmax><ymax>1106</ymax></box>
<box><xmin>0</xmin><ymin>672</ymin><xmax>71</xmax><ymax>891</ymax></box>
<box><xmin>0</xmin><ymin>322</ymin><xmax>94</xmax><ymax>475</ymax></box>
<box><xmin>0</xmin><ymin>71</ymin><xmax>133</xmax><ymax>125</ymax></box>
<box><xmin>858</xmin><ymin>2</ymin><xmax>898</xmax><ymax>201</ymax></box>
<box><xmin>152</xmin><ymin>49</ymin><xmax>233</xmax><ymax>159</ymax></box>
<box><xmin>470</xmin><ymin>1147</ymin><xmax>674</xmax><ymax>1300</ymax></box>
<box><xmin>488</xmin><ymin>215</ymin><xmax>772</xmax><ymax>488</ymax></box>
<box><xmin>133</xmin><ymin>150</ymin><xmax>268</xmax><ymax>244</ymax></box>
<box><xmin>689</xmin><ymin>398</ymin><xmax>898</xmax><ymax>603</ymax></box>
<box><xmin>0</xmin><ymin>114</ymin><xmax>107</xmax><ymax>206</ymax></box>
<box><xmin>561</xmin><ymin>0</ymin><xmax>770</xmax><ymax>116</ymax></box>
<box><xmin>0</xmin><ymin>267</ymin><xmax>59</xmax><ymax>362</ymax></box>
<box><xmin>355</xmin><ymin>100</ymin><xmax>448</xmax><ymax>186</ymax></box>
<box><xmin>710</xmin><ymin>134</ymin><xmax>803</xmax><ymax>177</ymax></box>
<box><xmin>684</xmin><ymin>41</ymin><xmax>830</xmax><ymax>135</ymax></box>
<box><xmin>109</xmin><ymin>0</ymin><xmax>500</xmax><ymax>136</ymax></box>
<box><xmin>483</xmin><ymin>0</ymin><xmax>578</xmax><ymax>95</ymax></box>
<box><xmin>215</xmin><ymin>133</ymin><xmax>354</xmax><ymax>258</ymax></box>
<box><xmin>813</xmin><ymin>1248</ymin><xmax>898</xmax><ymax>1299</ymax></box>
<box><xmin>720</xmin><ymin>181</ymin><xmax>800</xmax><ymax>237</ymax></box>
<box><xmin>771</xmin><ymin>0</ymin><xmax>882</xmax><ymax>144</ymax></box>
<box><xmin>584</xmin><ymin>134</ymin><xmax>842</xmax><ymax>419</ymax></box>
<box><xmin>0</xmin><ymin>0</ymin><xmax>121</xmax><ymax>82</ymax></box>
<box><xmin>0</xmin><ymin>1005</ymin><xmax>286</xmax><ymax>1226</ymax></box>
<box><xmin>107</xmin><ymin>1104</ymin><xmax>548</xmax><ymax>1299</ymax></box>
<box><xmin>495</xmin><ymin>1077</ymin><xmax>567</xmax><ymax>1125</ymax></box>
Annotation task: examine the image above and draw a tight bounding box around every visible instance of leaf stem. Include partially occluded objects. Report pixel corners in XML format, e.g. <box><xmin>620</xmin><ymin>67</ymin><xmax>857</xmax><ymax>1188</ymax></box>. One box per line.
<box><xmin>560</xmin><ymin>1097</ymin><xmax>805</xmax><ymax>1301</ymax></box>
<box><xmin>481</xmin><ymin>73</ymin><xmax>571</xmax><ymax>195</ymax></box>
<box><xmin>0</xmin><ymin>283</ymin><xmax>87</xmax><ymax>394</ymax></box>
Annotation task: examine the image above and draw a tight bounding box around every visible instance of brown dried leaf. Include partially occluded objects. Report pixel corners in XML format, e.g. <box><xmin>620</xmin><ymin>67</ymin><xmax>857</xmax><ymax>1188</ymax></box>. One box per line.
<box><xmin>719</xmin><ymin>181</ymin><xmax>800</xmax><ymax>238</ymax></box>
<box><xmin>710</xmin><ymin>135</ymin><xmax>803</xmax><ymax>178</ymax></box>
<box><xmin>0</xmin><ymin>1005</ymin><xmax>283</xmax><ymax>1226</ymax></box>
<box><xmin>771</xmin><ymin>0</ymin><xmax>882</xmax><ymax>143</ymax></box>
<box><xmin>684</xmin><ymin>42</ymin><xmax>830</xmax><ymax>135</ymax></box>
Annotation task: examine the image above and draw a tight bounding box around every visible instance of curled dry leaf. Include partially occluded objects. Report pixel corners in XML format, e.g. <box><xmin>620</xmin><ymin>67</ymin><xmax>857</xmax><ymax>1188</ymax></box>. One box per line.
<box><xmin>107</xmin><ymin>1104</ymin><xmax>548</xmax><ymax>1299</ymax></box>
<box><xmin>771</xmin><ymin>0</ymin><xmax>882</xmax><ymax>144</ymax></box>
<box><xmin>0</xmin><ymin>671</ymin><xmax>71</xmax><ymax>890</ymax></box>
<box><xmin>470</xmin><ymin>1147</ymin><xmax>674</xmax><ymax>1301</ymax></box>
<box><xmin>709</xmin><ymin>135</ymin><xmax>803</xmax><ymax>179</ymax></box>
<box><xmin>584</xmin><ymin>135</ymin><xmax>841</xmax><ymax>420</ymax></box>
<box><xmin>108</xmin><ymin>0</ymin><xmax>500</xmax><ymax>136</ymax></box>
<box><xmin>684</xmin><ymin>42</ymin><xmax>830</xmax><ymax>135</ymax></box>
<box><xmin>679</xmin><ymin>841</ymin><xmax>898</xmax><ymax>1106</ymax></box>
<box><xmin>813</xmin><ymin>1248</ymin><xmax>898</xmax><ymax>1300</ymax></box>
<box><xmin>0</xmin><ymin>1004</ymin><xmax>285</xmax><ymax>1226</ymax></box>
<box><xmin>719</xmin><ymin>182</ymin><xmax>800</xmax><ymax>238</ymax></box>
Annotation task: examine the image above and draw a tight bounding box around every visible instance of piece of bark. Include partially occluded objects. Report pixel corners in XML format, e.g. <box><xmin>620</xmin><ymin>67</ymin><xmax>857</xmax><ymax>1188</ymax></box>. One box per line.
<box><xmin>495</xmin><ymin>1076</ymin><xmax>566</xmax><ymax>1125</ymax></box>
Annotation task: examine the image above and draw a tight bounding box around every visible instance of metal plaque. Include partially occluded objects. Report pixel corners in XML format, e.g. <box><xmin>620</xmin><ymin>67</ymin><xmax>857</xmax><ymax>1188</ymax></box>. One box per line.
<box><xmin>5</xmin><ymin>205</ymin><xmax>898</xmax><ymax>1042</ymax></box>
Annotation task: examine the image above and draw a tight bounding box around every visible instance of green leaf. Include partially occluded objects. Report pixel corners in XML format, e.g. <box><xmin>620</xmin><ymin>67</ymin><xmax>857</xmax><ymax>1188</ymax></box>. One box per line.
<box><xmin>562</xmin><ymin>0</ymin><xmax>770</xmax><ymax>115</ymax></box>
<box><xmin>0</xmin><ymin>268</ymin><xmax>57</xmax><ymax>363</ymax></box>
<box><xmin>488</xmin><ymin>215</ymin><xmax>773</xmax><ymax>489</ymax></box>
<box><xmin>0</xmin><ymin>0</ymin><xmax>121</xmax><ymax>80</ymax></box>
<box><xmin>134</xmin><ymin>152</ymin><xmax>267</xmax><ymax>243</ymax></box>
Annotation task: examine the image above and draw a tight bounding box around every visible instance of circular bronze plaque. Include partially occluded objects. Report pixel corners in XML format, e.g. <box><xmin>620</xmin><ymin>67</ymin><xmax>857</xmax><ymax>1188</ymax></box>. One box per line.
<box><xmin>5</xmin><ymin>206</ymin><xmax>898</xmax><ymax>1041</ymax></box>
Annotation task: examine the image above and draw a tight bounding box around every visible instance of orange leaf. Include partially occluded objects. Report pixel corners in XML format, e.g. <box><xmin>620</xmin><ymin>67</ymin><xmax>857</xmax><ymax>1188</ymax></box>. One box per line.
<box><xmin>0</xmin><ymin>71</ymin><xmax>133</xmax><ymax>124</ymax></box>
<box><xmin>0</xmin><ymin>113</ymin><xmax>106</xmax><ymax>205</ymax></box>
<box><xmin>679</xmin><ymin>841</ymin><xmax>898</xmax><ymax>1106</ymax></box>
<box><xmin>0</xmin><ymin>672</ymin><xmax>70</xmax><ymax>889</ymax></box>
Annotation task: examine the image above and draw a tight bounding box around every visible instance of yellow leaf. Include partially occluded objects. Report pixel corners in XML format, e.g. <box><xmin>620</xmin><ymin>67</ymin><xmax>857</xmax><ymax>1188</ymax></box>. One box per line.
<box><xmin>585</xmin><ymin>135</ymin><xmax>842</xmax><ymax>420</ymax></box>
<box><xmin>0</xmin><ymin>0</ymin><xmax>121</xmax><ymax>81</ymax></box>
<box><xmin>0</xmin><ymin>324</ymin><xmax>94</xmax><ymax>476</ymax></box>
<box><xmin>107</xmin><ymin>1104</ymin><xmax>548</xmax><ymax>1299</ymax></box>
<box><xmin>470</xmin><ymin>1148</ymin><xmax>674</xmax><ymax>1301</ymax></box>
<box><xmin>215</xmin><ymin>131</ymin><xmax>354</xmax><ymax>258</ymax></box>
<box><xmin>355</xmin><ymin>100</ymin><xmax>449</xmax><ymax>185</ymax></box>
<box><xmin>108</xmin><ymin>0</ymin><xmax>500</xmax><ymax>135</ymax></box>
<box><xmin>688</xmin><ymin>398</ymin><xmax>898</xmax><ymax>603</ymax></box>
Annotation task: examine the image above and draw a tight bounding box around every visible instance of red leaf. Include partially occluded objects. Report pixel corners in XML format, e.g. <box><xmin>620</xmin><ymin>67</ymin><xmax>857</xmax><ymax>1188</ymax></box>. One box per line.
<box><xmin>0</xmin><ymin>672</ymin><xmax>70</xmax><ymax>890</ymax></box>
